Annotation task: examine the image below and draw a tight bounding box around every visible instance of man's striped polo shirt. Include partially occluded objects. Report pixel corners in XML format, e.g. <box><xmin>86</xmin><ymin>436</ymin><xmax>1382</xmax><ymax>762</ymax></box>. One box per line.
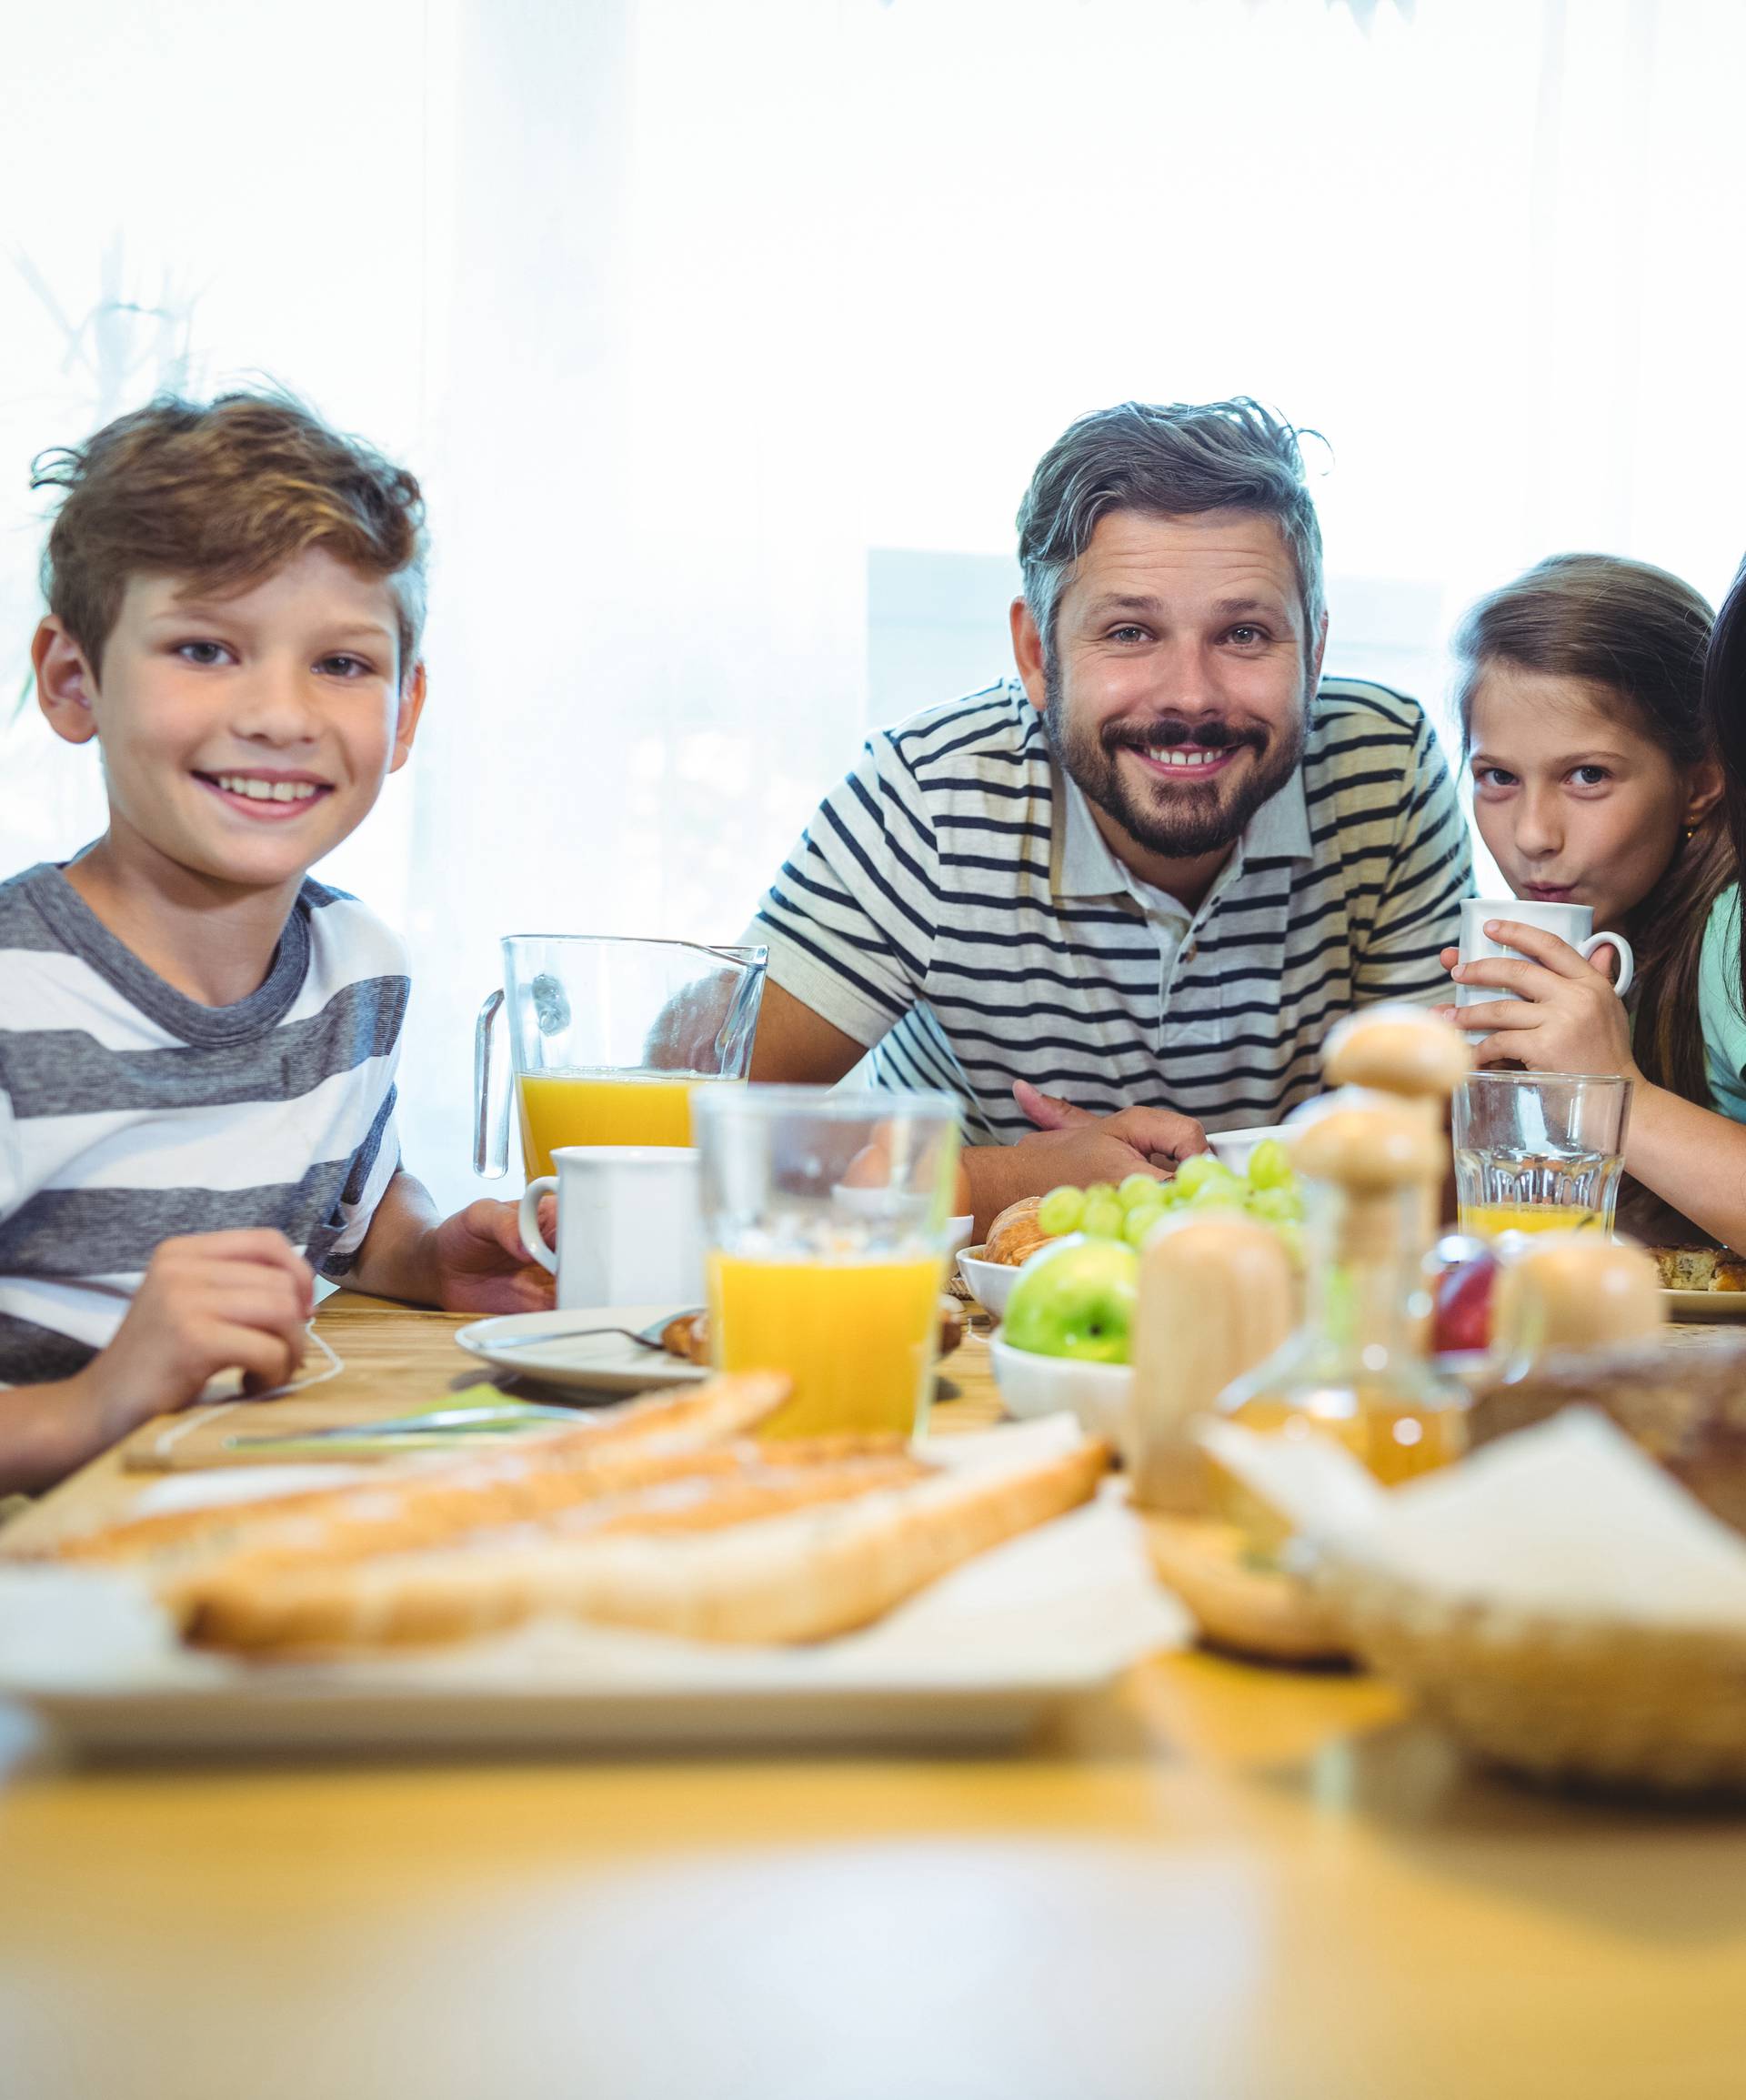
<box><xmin>754</xmin><ymin>675</ymin><xmax>1472</xmax><ymax>1143</ymax></box>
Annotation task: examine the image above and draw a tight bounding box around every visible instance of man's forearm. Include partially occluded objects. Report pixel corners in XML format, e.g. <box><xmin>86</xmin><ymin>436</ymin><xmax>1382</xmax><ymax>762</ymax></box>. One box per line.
<box><xmin>960</xmin><ymin>1144</ymin><xmax>1054</xmax><ymax>1241</ymax></box>
<box><xmin>344</xmin><ymin>1171</ymin><xmax>445</xmax><ymax>1306</ymax></box>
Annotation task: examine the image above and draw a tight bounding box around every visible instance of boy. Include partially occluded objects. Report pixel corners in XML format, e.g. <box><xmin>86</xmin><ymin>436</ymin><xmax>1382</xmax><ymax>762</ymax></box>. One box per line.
<box><xmin>0</xmin><ymin>392</ymin><xmax>551</xmax><ymax>1493</ymax></box>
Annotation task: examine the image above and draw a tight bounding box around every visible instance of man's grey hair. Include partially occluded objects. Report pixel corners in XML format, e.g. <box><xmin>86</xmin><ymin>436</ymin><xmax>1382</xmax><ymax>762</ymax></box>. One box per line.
<box><xmin>1016</xmin><ymin>398</ymin><xmax>1326</xmax><ymax>658</ymax></box>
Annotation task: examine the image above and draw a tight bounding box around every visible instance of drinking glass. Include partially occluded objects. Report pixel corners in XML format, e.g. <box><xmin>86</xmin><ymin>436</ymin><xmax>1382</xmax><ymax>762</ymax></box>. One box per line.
<box><xmin>473</xmin><ymin>937</ymin><xmax>767</xmax><ymax>1179</ymax></box>
<box><xmin>693</xmin><ymin>1087</ymin><xmax>962</xmax><ymax>1439</ymax></box>
<box><xmin>1451</xmin><ymin>1070</ymin><xmax>1632</xmax><ymax>1239</ymax></box>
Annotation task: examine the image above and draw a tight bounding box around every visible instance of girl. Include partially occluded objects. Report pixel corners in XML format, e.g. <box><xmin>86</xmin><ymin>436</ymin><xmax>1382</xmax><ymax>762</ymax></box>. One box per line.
<box><xmin>1434</xmin><ymin>552</ymin><xmax>1746</xmax><ymax>1251</ymax></box>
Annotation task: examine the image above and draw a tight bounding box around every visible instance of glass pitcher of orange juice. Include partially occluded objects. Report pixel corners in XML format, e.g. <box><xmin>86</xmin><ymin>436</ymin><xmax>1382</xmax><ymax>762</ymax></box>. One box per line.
<box><xmin>473</xmin><ymin>937</ymin><xmax>767</xmax><ymax>1180</ymax></box>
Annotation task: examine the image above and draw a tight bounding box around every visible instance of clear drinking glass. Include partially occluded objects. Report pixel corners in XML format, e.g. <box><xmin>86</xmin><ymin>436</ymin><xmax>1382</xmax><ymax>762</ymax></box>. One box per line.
<box><xmin>692</xmin><ymin>1087</ymin><xmax>962</xmax><ymax>1439</ymax></box>
<box><xmin>1451</xmin><ymin>1070</ymin><xmax>1632</xmax><ymax>1239</ymax></box>
<box><xmin>473</xmin><ymin>936</ymin><xmax>767</xmax><ymax>1179</ymax></box>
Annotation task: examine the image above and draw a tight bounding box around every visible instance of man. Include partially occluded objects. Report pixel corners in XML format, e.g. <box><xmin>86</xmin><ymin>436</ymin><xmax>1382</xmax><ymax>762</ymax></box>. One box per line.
<box><xmin>749</xmin><ymin>398</ymin><xmax>1470</xmax><ymax>1228</ymax></box>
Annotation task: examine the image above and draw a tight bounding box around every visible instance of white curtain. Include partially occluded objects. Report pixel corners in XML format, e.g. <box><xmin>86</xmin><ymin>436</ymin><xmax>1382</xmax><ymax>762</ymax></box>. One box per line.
<box><xmin>5</xmin><ymin>0</ymin><xmax>1744</xmax><ymax>1211</ymax></box>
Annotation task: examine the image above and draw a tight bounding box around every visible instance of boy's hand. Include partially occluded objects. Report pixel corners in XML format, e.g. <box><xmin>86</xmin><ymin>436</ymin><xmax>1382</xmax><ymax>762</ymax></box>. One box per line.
<box><xmin>424</xmin><ymin>1197</ymin><xmax>557</xmax><ymax>1315</ymax></box>
<box><xmin>76</xmin><ymin>1230</ymin><xmax>314</xmax><ymax>1442</ymax></box>
<box><xmin>1431</xmin><ymin>925</ymin><xmax>1636</xmax><ymax>1078</ymax></box>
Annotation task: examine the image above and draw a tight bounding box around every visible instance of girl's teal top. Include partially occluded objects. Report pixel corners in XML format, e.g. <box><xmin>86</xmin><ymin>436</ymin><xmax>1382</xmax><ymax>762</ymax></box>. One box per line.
<box><xmin>1698</xmin><ymin>883</ymin><xmax>1746</xmax><ymax>1122</ymax></box>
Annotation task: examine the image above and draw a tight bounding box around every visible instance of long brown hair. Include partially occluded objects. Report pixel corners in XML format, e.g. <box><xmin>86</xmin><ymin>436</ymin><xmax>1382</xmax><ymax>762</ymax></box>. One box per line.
<box><xmin>1453</xmin><ymin>553</ymin><xmax>1731</xmax><ymax>1107</ymax></box>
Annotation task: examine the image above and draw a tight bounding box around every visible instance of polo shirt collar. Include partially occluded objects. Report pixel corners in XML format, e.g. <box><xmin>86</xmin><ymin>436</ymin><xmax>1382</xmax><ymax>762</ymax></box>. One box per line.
<box><xmin>1050</xmin><ymin>759</ymin><xmax>1313</xmax><ymax>901</ymax></box>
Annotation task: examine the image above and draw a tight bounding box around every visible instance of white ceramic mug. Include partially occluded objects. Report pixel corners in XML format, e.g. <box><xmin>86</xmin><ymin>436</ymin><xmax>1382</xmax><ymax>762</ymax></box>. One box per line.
<box><xmin>517</xmin><ymin>1146</ymin><xmax>704</xmax><ymax>1309</ymax></box>
<box><xmin>1455</xmin><ymin>898</ymin><xmax>1634</xmax><ymax>1010</ymax></box>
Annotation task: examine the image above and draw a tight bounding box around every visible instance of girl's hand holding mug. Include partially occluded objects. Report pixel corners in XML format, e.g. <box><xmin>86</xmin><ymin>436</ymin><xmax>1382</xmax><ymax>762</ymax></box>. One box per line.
<box><xmin>1430</xmin><ymin>918</ymin><xmax>1637</xmax><ymax>1077</ymax></box>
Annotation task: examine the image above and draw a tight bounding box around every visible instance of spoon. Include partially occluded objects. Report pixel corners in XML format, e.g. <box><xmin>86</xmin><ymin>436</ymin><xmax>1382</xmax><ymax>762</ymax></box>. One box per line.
<box><xmin>481</xmin><ymin>1310</ymin><xmax>704</xmax><ymax>1353</ymax></box>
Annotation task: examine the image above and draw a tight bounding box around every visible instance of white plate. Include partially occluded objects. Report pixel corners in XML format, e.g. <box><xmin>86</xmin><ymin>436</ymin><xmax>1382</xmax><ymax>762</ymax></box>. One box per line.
<box><xmin>1207</xmin><ymin>1123</ymin><xmax>1282</xmax><ymax>1174</ymax></box>
<box><xmin>0</xmin><ymin>1423</ymin><xmax>1186</xmax><ymax>1757</ymax></box>
<box><xmin>455</xmin><ymin>1306</ymin><xmax>708</xmax><ymax>1394</ymax></box>
<box><xmin>958</xmin><ymin>1247</ymin><xmax>1019</xmax><ymax>1316</ymax></box>
<box><xmin>1663</xmin><ymin>1289</ymin><xmax>1746</xmax><ymax>1321</ymax></box>
<box><xmin>829</xmin><ymin>1190</ymin><xmax>974</xmax><ymax>1256</ymax></box>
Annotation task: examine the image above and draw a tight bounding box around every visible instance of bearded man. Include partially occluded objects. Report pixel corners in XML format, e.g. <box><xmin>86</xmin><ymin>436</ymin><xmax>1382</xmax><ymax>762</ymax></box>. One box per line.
<box><xmin>748</xmin><ymin>398</ymin><xmax>1471</xmax><ymax>1228</ymax></box>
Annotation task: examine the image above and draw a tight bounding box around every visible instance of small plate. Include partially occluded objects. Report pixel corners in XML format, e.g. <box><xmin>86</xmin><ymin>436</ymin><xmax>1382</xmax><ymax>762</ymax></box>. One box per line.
<box><xmin>1207</xmin><ymin>1124</ymin><xmax>1283</xmax><ymax>1174</ymax></box>
<box><xmin>455</xmin><ymin>1306</ymin><xmax>709</xmax><ymax>1394</ymax></box>
<box><xmin>1663</xmin><ymin>1289</ymin><xmax>1746</xmax><ymax>1321</ymax></box>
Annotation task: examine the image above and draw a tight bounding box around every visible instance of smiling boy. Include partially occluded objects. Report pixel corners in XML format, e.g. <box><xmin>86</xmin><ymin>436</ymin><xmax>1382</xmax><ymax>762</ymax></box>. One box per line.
<box><xmin>0</xmin><ymin>393</ymin><xmax>550</xmax><ymax>1492</ymax></box>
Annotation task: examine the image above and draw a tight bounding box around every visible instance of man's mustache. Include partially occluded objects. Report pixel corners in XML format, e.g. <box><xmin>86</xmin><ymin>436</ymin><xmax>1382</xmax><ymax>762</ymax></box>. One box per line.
<box><xmin>1100</xmin><ymin>716</ymin><xmax>1267</xmax><ymax>756</ymax></box>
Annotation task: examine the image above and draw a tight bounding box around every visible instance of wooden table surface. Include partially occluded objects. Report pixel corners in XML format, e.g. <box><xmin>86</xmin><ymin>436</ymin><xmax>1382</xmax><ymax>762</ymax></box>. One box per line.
<box><xmin>5</xmin><ymin>1298</ymin><xmax>1746</xmax><ymax>2099</ymax></box>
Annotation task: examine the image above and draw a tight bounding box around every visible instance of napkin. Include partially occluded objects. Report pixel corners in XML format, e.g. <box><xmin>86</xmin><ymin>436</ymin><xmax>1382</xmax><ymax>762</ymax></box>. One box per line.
<box><xmin>1204</xmin><ymin>1407</ymin><xmax>1746</xmax><ymax>1628</ymax></box>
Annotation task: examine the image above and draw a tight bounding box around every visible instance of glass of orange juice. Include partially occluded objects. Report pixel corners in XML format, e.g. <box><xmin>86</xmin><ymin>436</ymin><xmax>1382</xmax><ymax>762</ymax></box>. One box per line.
<box><xmin>473</xmin><ymin>937</ymin><xmax>766</xmax><ymax>1180</ymax></box>
<box><xmin>693</xmin><ymin>1087</ymin><xmax>961</xmax><ymax>1440</ymax></box>
<box><xmin>1452</xmin><ymin>1070</ymin><xmax>1631</xmax><ymax>1240</ymax></box>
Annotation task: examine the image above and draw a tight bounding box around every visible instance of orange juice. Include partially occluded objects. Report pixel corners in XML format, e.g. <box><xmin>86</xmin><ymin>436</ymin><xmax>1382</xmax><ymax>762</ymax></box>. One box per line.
<box><xmin>516</xmin><ymin>1070</ymin><xmax>738</xmax><ymax>1176</ymax></box>
<box><xmin>1460</xmin><ymin>1201</ymin><xmax>1606</xmax><ymax>1239</ymax></box>
<box><xmin>707</xmin><ymin>1250</ymin><xmax>944</xmax><ymax>1438</ymax></box>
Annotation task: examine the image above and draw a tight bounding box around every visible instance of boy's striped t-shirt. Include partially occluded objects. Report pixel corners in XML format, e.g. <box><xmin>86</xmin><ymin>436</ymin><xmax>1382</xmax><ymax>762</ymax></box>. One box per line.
<box><xmin>0</xmin><ymin>863</ymin><xmax>406</xmax><ymax>1383</ymax></box>
<box><xmin>754</xmin><ymin>676</ymin><xmax>1471</xmax><ymax>1143</ymax></box>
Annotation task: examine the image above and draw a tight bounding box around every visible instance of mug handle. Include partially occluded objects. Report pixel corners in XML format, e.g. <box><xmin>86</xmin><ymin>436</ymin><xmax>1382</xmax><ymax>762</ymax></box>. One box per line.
<box><xmin>1578</xmin><ymin>930</ymin><xmax>1634</xmax><ymax>999</ymax></box>
<box><xmin>517</xmin><ymin>1176</ymin><xmax>559</xmax><ymax>1275</ymax></box>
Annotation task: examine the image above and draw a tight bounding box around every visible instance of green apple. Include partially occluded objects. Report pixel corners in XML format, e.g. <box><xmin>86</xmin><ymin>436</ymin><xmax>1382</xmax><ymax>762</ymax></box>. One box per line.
<box><xmin>1002</xmin><ymin>1233</ymin><xmax>1139</xmax><ymax>1364</ymax></box>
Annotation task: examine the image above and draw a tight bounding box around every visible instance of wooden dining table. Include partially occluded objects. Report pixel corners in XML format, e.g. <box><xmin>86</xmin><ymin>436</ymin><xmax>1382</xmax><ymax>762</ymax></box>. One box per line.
<box><xmin>4</xmin><ymin>1294</ymin><xmax>1746</xmax><ymax>2100</ymax></box>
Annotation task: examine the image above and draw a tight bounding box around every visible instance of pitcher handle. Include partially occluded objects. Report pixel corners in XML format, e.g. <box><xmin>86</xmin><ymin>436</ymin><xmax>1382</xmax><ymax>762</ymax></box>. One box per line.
<box><xmin>473</xmin><ymin>989</ymin><xmax>509</xmax><ymax>1178</ymax></box>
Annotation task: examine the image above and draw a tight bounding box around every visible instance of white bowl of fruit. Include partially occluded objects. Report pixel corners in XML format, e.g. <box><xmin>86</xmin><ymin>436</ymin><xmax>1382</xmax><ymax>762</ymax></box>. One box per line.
<box><xmin>985</xmin><ymin>1147</ymin><xmax>1306</xmax><ymax>1434</ymax></box>
<box><xmin>989</xmin><ymin>1235</ymin><xmax>1139</xmax><ymax>1441</ymax></box>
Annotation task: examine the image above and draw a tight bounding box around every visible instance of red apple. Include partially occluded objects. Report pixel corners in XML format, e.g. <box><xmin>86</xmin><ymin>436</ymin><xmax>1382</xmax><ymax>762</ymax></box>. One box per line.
<box><xmin>1430</xmin><ymin>1236</ymin><xmax>1499</xmax><ymax>1355</ymax></box>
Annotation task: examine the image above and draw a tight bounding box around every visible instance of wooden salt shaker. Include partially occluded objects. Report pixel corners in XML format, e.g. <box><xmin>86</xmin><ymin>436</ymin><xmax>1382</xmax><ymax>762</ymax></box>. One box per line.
<box><xmin>1127</xmin><ymin>1213</ymin><xmax>1296</xmax><ymax>1513</ymax></box>
<box><xmin>1493</xmin><ymin>1233</ymin><xmax>1665</xmax><ymax>1377</ymax></box>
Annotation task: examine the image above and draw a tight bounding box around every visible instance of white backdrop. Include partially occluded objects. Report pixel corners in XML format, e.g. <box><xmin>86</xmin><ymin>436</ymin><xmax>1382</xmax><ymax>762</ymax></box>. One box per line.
<box><xmin>5</xmin><ymin>0</ymin><xmax>1745</xmax><ymax>1212</ymax></box>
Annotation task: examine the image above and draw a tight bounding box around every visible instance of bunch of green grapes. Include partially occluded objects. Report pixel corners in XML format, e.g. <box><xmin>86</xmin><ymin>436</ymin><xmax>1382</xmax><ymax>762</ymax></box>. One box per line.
<box><xmin>1035</xmin><ymin>1137</ymin><xmax>1304</xmax><ymax>1254</ymax></box>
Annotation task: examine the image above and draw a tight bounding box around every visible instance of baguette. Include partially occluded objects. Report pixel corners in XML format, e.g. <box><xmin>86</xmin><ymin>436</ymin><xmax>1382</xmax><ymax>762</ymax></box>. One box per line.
<box><xmin>185</xmin><ymin>1441</ymin><xmax>1111</xmax><ymax>1653</ymax></box>
<box><xmin>40</xmin><ymin>1372</ymin><xmax>792</xmax><ymax>1577</ymax></box>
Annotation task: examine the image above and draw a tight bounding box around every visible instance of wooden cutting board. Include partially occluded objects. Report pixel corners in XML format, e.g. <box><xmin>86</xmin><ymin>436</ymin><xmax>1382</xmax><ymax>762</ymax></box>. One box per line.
<box><xmin>121</xmin><ymin>1298</ymin><xmax>516</xmax><ymax>1470</ymax></box>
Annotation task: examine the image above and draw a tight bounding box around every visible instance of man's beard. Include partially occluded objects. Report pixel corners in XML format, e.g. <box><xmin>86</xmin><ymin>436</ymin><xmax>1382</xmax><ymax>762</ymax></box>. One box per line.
<box><xmin>1042</xmin><ymin>661</ymin><xmax>1309</xmax><ymax>861</ymax></box>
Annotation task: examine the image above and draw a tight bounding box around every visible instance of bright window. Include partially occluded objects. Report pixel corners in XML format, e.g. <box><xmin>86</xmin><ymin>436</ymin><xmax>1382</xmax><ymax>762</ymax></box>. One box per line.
<box><xmin>5</xmin><ymin>0</ymin><xmax>1741</xmax><ymax>1207</ymax></box>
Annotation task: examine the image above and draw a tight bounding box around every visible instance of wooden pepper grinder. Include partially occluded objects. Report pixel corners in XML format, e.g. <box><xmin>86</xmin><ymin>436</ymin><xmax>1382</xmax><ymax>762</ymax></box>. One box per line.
<box><xmin>1127</xmin><ymin>1214</ymin><xmax>1296</xmax><ymax>1513</ymax></box>
<box><xmin>1323</xmin><ymin>1002</ymin><xmax>1472</xmax><ymax>1249</ymax></box>
<box><xmin>1492</xmin><ymin>1232</ymin><xmax>1665</xmax><ymax>1377</ymax></box>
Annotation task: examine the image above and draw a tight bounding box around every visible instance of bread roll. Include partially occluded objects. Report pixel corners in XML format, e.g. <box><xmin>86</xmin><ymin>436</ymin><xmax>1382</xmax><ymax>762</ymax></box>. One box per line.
<box><xmin>984</xmin><ymin>1197</ymin><xmax>1051</xmax><ymax>1267</ymax></box>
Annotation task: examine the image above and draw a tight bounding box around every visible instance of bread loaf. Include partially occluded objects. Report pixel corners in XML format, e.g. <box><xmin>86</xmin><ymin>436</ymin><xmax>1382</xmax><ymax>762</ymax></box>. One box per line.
<box><xmin>1468</xmin><ymin>1337</ymin><xmax>1746</xmax><ymax>1533</ymax></box>
<box><xmin>183</xmin><ymin>1440</ymin><xmax>1110</xmax><ymax>1653</ymax></box>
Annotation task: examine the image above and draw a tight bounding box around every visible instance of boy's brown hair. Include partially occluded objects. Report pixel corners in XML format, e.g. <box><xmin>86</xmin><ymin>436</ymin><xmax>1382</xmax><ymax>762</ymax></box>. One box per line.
<box><xmin>32</xmin><ymin>391</ymin><xmax>427</xmax><ymax>680</ymax></box>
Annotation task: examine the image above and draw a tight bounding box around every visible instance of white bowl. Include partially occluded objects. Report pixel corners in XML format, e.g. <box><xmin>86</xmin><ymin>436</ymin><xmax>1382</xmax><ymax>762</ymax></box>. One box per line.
<box><xmin>988</xmin><ymin>1333</ymin><xmax>1133</xmax><ymax>1443</ymax></box>
<box><xmin>957</xmin><ymin>1246</ymin><xmax>1019</xmax><ymax>1316</ymax></box>
<box><xmin>1207</xmin><ymin>1124</ymin><xmax>1282</xmax><ymax>1175</ymax></box>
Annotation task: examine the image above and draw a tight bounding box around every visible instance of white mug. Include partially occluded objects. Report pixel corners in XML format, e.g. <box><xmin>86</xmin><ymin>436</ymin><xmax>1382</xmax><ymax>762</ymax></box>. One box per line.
<box><xmin>1455</xmin><ymin>898</ymin><xmax>1634</xmax><ymax>1010</ymax></box>
<box><xmin>517</xmin><ymin>1146</ymin><xmax>704</xmax><ymax>1309</ymax></box>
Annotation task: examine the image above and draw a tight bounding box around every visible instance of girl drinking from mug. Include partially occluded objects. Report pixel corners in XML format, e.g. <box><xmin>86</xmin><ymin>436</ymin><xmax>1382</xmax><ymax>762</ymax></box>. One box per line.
<box><xmin>1434</xmin><ymin>552</ymin><xmax>1746</xmax><ymax>1251</ymax></box>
